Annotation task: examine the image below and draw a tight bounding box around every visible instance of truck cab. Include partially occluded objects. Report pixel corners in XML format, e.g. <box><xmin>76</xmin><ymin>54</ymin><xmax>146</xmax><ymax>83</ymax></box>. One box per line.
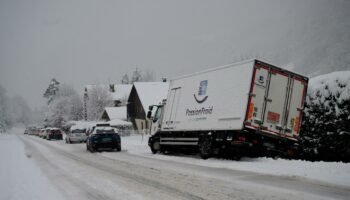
<box><xmin>147</xmin><ymin>102</ymin><xmax>165</xmax><ymax>136</ymax></box>
<box><xmin>147</xmin><ymin>101</ymin><xmax>167</xmax><ymax>153</ymax></box>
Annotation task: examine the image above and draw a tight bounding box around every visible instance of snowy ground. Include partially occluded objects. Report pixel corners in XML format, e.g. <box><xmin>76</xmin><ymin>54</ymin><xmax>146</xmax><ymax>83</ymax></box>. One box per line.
<box><xmin>1</xmin><ymin>128</ymin><xmax>349</xmax><ymax>200</ymax></box>
<box><xmin>0</xmin><ymin>128</ymin><xmax>64</xmax><ymax>200</ymax></box>
<box><xmin>117</xmin><ymin>134</ymin><xmax>350</xmax><ymax>187</ymax></box>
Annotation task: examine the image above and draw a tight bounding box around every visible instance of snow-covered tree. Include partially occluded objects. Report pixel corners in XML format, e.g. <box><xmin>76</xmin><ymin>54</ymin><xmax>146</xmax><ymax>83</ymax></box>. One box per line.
<box><xmin>121</xmin><ymin>74</ymin><xmax>129</xmax><ymax>84</ymax></box>
<box><xmin>124</xmin><ymin>68</ymin><xmax>156</xmax><ymax>83</ymax></box>
<box><xmin>131</xmin><ymin>68</ymin><xmax>143</xmax><ymax>83</ymax></box>
<box><xmin>70</xmin><ymin>94</ymin><xmax>84</xmax><ymax>121</ymax></box>
<box><xmin>86</xmin><ymin>86</ymin><xmax>113</xmax><ymax>121</ymax></box>
<box><xmin>48</xmin><ymin>97</ymin><xmax>70</xmax><ymax>128</ymax></box>
<box><xmin>300</xmin><ymin>71</ymin><xmax>350</xmax><ymax>162</ymax></box>
<box><xmin>143</xmin><ymin>69</ymin><xmax>156</xmax><ymax>82</ymax></box>
<box><xmin>43</xmin><ymin>78</ymin><xmax>60</xmax><ymax>105</ymax></box>
<box><xmin>45</xmin><ymin>84</ymin><xmax>83</xmax><ymax>128</ymax></box>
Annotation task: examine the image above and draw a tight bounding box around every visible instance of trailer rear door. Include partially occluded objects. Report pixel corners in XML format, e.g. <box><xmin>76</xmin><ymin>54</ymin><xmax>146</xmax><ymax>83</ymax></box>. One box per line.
<box><xmin>262</xmin><ymin>69</ymin><xmax>290</xmax><ymax>134</ymax></box>
<box><xmin>246</xmin><ymin>65</ymin><xmax>269</xmax><ymax>128</ymax></box>
<box><xmin>245</xmin><ymin>61</ymin><xmax>307</xmax><ymax>140</ymax></box>
<box><xmin>285</xmin><ymin>78</ymin><xmax>307</xmax><ymax>137</ymax></box>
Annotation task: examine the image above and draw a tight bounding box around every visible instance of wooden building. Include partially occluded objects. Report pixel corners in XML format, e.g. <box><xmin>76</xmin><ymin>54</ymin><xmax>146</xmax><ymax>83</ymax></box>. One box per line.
<box><xmin>127</xmin><ymin>82</ymin><xmax>169</xmax><ymax>133</ymax></box>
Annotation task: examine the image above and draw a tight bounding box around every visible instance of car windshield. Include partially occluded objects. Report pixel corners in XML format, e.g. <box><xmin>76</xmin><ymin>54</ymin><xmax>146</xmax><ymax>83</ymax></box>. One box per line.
<box><xmin>50</xmin><ymin>130</ymin><xmax>60</xmax><ymax>134</ymax></box>
<box><xmin>92</xmin><ymin>133</ymin><xmax>115</xmax><ymax>140</ymax></box>
<box><xmin>96</xmin><ymin>129</ymin><xmax>115</xmax><ymax>134</ymax></box>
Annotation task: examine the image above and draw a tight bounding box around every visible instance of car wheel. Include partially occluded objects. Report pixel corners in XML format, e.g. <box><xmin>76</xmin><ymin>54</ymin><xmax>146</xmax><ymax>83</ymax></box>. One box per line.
<box><xmin>117</xmin><ymin>147</ymin><xmax>121</xmax><ymax>152</ymax></box>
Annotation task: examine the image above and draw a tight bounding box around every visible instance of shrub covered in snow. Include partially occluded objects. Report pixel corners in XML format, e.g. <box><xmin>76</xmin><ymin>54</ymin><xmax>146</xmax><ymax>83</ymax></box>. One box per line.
<box><xmin>301</xmin><ymin>71</ymin><xmax>350</xmax><ymax>162</ymax></box>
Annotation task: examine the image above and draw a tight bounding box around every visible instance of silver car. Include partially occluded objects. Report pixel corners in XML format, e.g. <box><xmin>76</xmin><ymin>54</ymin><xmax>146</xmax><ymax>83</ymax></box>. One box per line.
<box><xmin>66</xmin><ymin>129</ymin><xmax>87</xmax><ymax>143</ymax></box>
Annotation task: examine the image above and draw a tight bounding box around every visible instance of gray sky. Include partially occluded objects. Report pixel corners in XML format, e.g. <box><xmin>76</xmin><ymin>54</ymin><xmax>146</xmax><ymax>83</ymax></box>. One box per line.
<box><xmin>1</xmin><ymin>0</ymin><xmax>350</xmax><ymax>109</ymax></box>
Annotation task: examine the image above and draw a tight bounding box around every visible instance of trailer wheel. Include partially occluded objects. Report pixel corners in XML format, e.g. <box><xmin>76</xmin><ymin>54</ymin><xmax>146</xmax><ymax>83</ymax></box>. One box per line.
<box><xmin>199</xmin><ymin>136</ymin><xmax>213</xmax><ymax>159</ymax></box>
<box><xmin>150</xmin><ymin>138</ymin><xmax>161</xmax><ymax>154</ymax></box>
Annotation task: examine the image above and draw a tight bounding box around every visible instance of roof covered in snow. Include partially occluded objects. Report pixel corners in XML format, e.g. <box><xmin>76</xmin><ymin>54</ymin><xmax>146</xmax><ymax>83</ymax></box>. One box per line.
<box><xmin>111</xmin><ymin>84</ymin><xmax>132</xmax><ymax>101</ymax></box>
<box><xmin>85</xmin><ymin>84</ymin><xmax>132</xmax><ymax>101</ymax></box>
<box><xmin>103</xmin><ymin>106</ymin><xmax>127</xmax><ymax>120</ymax></box>
<box><xmin>133</xmin><ymin>82</ymin><xmax>169</xmax><ymax>111</ymax></box>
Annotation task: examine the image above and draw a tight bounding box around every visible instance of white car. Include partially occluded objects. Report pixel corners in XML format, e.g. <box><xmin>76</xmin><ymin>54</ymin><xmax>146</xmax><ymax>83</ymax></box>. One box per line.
<box><xmin>66</xmin><ymin>129</ymin><xmax>87</xmax><ymax>143</ymax></box>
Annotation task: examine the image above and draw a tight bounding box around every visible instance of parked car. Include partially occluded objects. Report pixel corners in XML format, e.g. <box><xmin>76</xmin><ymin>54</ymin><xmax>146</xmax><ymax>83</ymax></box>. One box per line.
<box><xmin>33</xmin><ymin>128</ymin><xmax>42</xmax><ymax>136</ymax></box>
<box><xmin>46</xmin><ymin>128</ymin><xmax>63</xmax><ymax>140</ymax></box>
<box><xmin>86</xmin><ymin>129</ymin><xmax>121</xmax><ymax>152</ymax></box>
<box><xmin>66</xmin><ymin>128</ymin><xmax>87</xmax><ymax>143</ymax></box>
<box><xmin>38</xmin><ymin>129</ymin><xmax>47</xmax><ymax>138</ymax></box>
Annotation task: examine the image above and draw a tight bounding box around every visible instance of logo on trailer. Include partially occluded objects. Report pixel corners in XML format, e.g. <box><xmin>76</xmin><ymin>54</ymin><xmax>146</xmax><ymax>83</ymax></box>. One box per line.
<box><xmin>194</xmin><ymin>80</ymin><xmax>208</xmax><ymax>104</ymax></box>
<box><xmin>258</xmin><ymin>75</ymin><xmax>264</xmax><ymax>84</ymax></box>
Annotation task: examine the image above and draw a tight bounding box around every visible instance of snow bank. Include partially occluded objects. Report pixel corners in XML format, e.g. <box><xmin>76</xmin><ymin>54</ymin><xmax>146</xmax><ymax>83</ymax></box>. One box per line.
<box><xmin>121</xmin><ymin>134</ymin><xmax>350</xmax><ymax>187</ymax></box>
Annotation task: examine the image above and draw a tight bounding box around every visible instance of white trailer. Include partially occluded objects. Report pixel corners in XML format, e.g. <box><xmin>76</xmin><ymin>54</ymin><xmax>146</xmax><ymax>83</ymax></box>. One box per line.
<box><xmin>148</xmin><ymin>59</ymin><xmax>308</xmax><ymax>159</ymax></box>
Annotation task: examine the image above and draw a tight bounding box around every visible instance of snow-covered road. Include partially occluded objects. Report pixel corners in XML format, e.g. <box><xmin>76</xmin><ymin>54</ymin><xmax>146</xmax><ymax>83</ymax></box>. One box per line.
<box><xmin>1</xmin><ymin>132</ymin><xmax>349</xmax><ymax>200</ymax></box>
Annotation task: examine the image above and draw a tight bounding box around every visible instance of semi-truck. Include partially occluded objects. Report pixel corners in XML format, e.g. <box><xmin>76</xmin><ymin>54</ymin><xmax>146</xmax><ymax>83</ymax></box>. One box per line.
<box><xmin>147</xmin><ymin>59</ymin><xmax>308</xmax><ymax>159</ymax></box>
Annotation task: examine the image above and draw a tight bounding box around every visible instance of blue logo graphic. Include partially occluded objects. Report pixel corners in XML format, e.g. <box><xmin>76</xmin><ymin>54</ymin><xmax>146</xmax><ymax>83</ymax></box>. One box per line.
<box><xmin>198</xmin><ymin>80</ymin><xmax>208</xmax><ymax>96</ymax></box>
<box><xmin>194</xmin><ymin>80</ymin><xmax>208</xmax><ymax>104</ymax></box>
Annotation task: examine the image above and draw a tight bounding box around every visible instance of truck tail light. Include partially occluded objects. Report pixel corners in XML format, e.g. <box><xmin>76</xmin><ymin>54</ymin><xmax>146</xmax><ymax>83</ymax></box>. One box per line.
<box><xmin>238</xmin><ymin>136</ymin><xmax>246</xmax><ymax>142</ymax></box>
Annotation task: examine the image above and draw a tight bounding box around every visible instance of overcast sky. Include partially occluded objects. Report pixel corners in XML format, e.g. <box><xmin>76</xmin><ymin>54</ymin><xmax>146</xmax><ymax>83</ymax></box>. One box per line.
<box><xmin>1</xmin><ymin>0</ymin><xmax>350</xmax><ymax>109</ymax></box>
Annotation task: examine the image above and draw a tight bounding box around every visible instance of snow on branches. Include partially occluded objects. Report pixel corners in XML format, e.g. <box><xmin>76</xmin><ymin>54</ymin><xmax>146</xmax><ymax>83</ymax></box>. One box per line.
<box><xmin>301</xmin><ymin>71</ymin><xmax>350</xmax><ymax>162</ymax></box>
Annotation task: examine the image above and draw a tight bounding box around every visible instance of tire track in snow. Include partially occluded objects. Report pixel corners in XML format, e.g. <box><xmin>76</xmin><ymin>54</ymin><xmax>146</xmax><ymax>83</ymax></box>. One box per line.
<box><xmin>21</xmin><ymin>135</ymin><xmax>205</xmax><ymax>200</ymax></box>
<box><xmin>19</xmin><ymin>135</ymin><xmax>115</xmax><ymax>200</ymax></box>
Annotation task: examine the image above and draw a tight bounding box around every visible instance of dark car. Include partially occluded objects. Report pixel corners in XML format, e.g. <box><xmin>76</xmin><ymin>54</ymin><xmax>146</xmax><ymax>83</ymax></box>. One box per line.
<box><xmin>46</xmin><ymin>128</ymin><xmax>63</xmax><ymax>140</ymax></box>
<box><xmin>86</xmin><ymin>130</ymin><xmax>121</xmax><ymax>152</ymax></box>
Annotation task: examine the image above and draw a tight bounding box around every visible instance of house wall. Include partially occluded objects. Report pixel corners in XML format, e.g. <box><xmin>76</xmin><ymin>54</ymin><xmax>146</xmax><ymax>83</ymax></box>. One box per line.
<box><xmin>127</xmin><ymin>86</ymin><xmax>147</xmax><ymax>133</ymax></box>
<box><xmin>134</xmin><ymin>118</ymin><xmax>150</xmax><ymax>134</ymax></box>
